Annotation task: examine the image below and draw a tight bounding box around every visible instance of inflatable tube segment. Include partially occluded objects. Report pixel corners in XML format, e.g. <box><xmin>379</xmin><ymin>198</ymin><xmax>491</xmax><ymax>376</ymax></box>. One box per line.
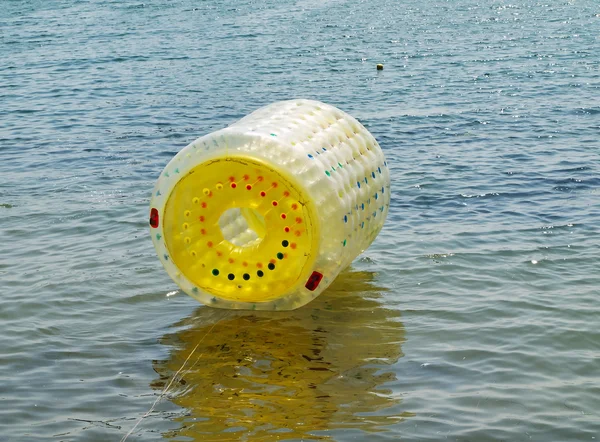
<box><xmin>149</xmin><ymin>100</ymin><xmax>390</xmax><ymax>310</ymax></box>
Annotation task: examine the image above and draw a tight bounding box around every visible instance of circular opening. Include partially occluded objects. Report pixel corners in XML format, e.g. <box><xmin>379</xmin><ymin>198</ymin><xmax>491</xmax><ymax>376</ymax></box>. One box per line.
<box><xmin>218</xmin><ymin>207</ymin><xmax>266</xmax><ymax>248</ymax></box>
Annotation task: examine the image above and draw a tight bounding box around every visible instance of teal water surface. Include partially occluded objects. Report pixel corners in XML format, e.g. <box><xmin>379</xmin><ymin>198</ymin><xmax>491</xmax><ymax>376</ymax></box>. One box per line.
<box><xmin>1</xmin><ymin>0</ymin><xmax>599</xmax><ymax>441</ymax></box>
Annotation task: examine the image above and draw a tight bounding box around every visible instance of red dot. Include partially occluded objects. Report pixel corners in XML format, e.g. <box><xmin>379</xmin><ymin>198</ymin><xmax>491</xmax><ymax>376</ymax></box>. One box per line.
<box><xmin>246</xmin><ymin>184</ymin><xmax>252</xmax><ymax>190</ymax></box>
<box><xmin>284</xmin><ymin>227</ymin><xmax>290</xmax><ymax>233</ymax></box>
<box><xmin>281</xmin><ymin>214</ymin><xmax>287</xmax><ymax>220</ymax></box>
<box><xmin>260</xmin><ymin>191</ymin><xmax>266</xmax><ymax>197</ymax></box>
<box><xmin>149</xmin><ymin>208</ymin><xmax>159</xmax><ymax>228</ymax></box>
<box><xmin>231</xmin><ymin>183</ymin><xmax>237</xmax><ymax>189</ymax></box>
<box><xmin>207</xmin><ymin>241</ymin><xmax>213</xmax><ymax>248</ymax></box>
<box><xmin>201</xmin><ymin>202</ymin><xmax>207</xmax><ymax>208</ymax></box>
<box><xmin>272</xmin><ymin>201</ymin><xmax>278</xmax><ymax>207</ymax></box>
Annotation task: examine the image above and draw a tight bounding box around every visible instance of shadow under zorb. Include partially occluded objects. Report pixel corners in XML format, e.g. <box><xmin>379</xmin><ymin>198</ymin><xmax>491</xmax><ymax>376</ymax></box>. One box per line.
<box><xmin>149</xmin><ymin>99</ymin><xmax>390</xmax><ymax>310</ymax></box>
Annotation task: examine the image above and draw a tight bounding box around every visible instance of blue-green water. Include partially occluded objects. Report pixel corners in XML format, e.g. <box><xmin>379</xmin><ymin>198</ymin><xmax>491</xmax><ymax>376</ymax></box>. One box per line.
<box><xmin>1</xmin><ymin>0</ymin><xmax>599</xmax><ymax>441</ymax></box>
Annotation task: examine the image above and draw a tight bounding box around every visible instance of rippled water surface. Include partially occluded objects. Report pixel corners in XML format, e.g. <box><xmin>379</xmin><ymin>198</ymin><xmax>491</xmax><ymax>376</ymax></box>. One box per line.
<box><xmin>1</xmin><ymin>0</ymin><xmax>599</xmax><ymax>441</ymax></box>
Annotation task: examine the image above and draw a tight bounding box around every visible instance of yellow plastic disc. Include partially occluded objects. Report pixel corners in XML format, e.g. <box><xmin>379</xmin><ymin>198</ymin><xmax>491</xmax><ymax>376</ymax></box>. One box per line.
<box><xmin>162</xmin><ymin>156</ymin><xmax>319</xmax><ymax>303</ymax></box>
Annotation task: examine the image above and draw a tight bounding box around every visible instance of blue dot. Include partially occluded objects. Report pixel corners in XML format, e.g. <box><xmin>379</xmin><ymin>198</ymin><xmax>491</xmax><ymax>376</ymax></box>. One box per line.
<box><xmin>357</xmin><ymin>181</ymin><xmax>361</xmax><ymax>188</ymax></box>
<box><xmin>375</xmin><ymin>193</ymin><xmax>379</xmax><ymax>200</ymax></box>
<box><xmin>364</xmin><ymin>177</ymin><xmax>368</xmax><ymax>184</ymax></box>
<box><xmin>373</xmin><ymin>211</ymin><xmax>376</xmax><ymax>217</ymax></box>
<box><xmin>381</xmin><ymin>186</ymin><xmax>385</xmax><ymax>194</ymax></box>
<box><xmin>308</xmin><ymin>154</ymin><xmax>314</xmax><ymax>159</ymax></box>
<box><xmin>322</xmin><ymin>147</ymin><xmax>327</xmax><ymax>151</ymax></box>
<box><xmin>378</xmin><ymin>167</ymin><xmax>382</xmax><ymax>173</ymax></box>
<box><xmin>361</xmin><ymin>203</ymin><xmax>365</xmax><ymax>210</ymax></box>
<box><xmin>344</xmin><ymin>215</ymin><xmax>348</xmax><ymax>223</ymax></box>
<box><xmin>361</xmin><ymin>222</ymin><xmax>365</xmax><ymax>228</ymax></box>
<box><xmin>384</xmin><ymin>161</ymin><xmax>387</xmax><ymax>166</ymax></box>
<box><xmin>372</xmin><ymin>172</ymin><xmax>376</xmax><ymax>178</ymax></box>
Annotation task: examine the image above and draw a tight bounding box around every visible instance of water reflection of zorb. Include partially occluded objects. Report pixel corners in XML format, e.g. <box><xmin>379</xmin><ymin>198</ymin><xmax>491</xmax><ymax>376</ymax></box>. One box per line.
<box><xmin>153</xmin><ymin>270</ymin><xmax>407</xmax><ymax>441</ymax></box>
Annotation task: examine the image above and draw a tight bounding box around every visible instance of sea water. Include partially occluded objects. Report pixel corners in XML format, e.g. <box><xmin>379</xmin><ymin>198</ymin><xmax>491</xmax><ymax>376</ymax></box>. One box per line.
<box><xmin>1</xmin><ymin>0</ymin><xmax>599</xmax><ymax>440</ymax></box>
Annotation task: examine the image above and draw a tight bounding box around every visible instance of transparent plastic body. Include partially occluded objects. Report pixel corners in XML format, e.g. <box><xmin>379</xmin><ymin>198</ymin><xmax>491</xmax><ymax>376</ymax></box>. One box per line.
<box><xmin>150</xmin><ymin>100</ymin><xmax>390</xmax><ymax>310</ymax></box>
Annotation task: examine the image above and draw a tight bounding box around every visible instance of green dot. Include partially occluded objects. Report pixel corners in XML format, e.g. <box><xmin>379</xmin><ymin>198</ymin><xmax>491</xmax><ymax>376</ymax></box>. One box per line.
<box><xmin>277</xmin><ymin>252</ymin><xmax>284</xmax><ymax>260</ymax></box>
<box><xmin>325</xmin><ymin>171</ymin><xmax>331</xmax><ymax>176</ymax></box>
<box><xmin>212</xmin><ymin>269</ymin><xmax>219</xmax><ymax>276</ymax></box>
<box><xmin>343</xmin><ymin>239</ymin><xmax>347</xmax><ymax>247</ymax></box>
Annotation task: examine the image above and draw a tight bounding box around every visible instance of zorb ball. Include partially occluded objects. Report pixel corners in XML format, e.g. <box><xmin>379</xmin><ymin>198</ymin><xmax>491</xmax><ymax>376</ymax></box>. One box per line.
<box><xmin>149</xmin><ymin>100</ymin><xmax>390</xmax><ymax>310</ymax></box>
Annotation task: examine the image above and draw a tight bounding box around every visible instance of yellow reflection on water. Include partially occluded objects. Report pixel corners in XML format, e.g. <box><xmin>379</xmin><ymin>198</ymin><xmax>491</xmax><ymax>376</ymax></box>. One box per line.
<box><xmin>152</xmin><ymin>269</ymin><xmax>407</xmax><ymax>441</ymax></box>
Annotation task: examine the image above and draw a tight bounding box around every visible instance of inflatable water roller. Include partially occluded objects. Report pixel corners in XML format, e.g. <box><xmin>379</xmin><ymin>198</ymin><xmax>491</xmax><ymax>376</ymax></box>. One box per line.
<box><xmin>149</xmin><ymin>100</ymin><xmax>390</xmax><ymax>310</ymax></box>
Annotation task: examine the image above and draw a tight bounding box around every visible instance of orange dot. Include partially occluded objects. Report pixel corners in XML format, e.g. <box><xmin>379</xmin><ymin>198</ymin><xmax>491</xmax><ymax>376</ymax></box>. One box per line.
<box><xmin>199</xmin><ymin>216</ymin><xmax>205</xmax><ymax>222</ymax></box>
<box><xmin>281</xmin><ymin>213</ymin><xmax>287</xmax><ymax>220</ymax></box>
<box><xmin>242</xmin><ymin>262</ymin><xmax>248</xmax><ymax>267</ymax></box>
<box><xmin>284</xmin><ymin>226</ymin><xmax>290</xmax><ymax>233</ymax></box>
<box><xmin>272</xmin><ymin>182</ymin><xmax>278</xmax><ymax>188</ymax></box>
<box><xmin>243</xmin><ymin>174</ymin><xmax>250</xmax><ymax>181</ymax></box>
<box><xmin>283</xmin><ymin>191</ymin><xmax>290</xmax><ymax>197</ymax></box>
<box><xmin>228</xmin><ymin>258</ymin><xmax>235</xmax><ymax>264</ymax></box>
<box><xmin>200</xmin><ymin>229</ymin><xmax>206</xmax><ymax>235</ymax></box>
<box><xmin>270</xmin><ymin>259</ymin><xmax>276</xmax><ymax>264</ymax></box>
<box><xmin>291</xmin><ymin>203</ymin><xmax>298</xmax><ymax>210</ymax></box>
<box><xmin>231</xmin><ymin>183</ymin><xmax>237</xmax><ymax>189</ymax></box>
<box><xmin>290</xmin><ymin>243</ymin><xmax>297</xmax><ymax>249</ymax></box>
<box><xmin>256</xmin><ymin>262</ymin><xmax>263</xmax><ymax>269</ymax></box>
<box><xmin>295</xmin><ymin>230</ymin><xmax>302</xmax><ymax>237</ymax></box>
<box><xmin>201</xmin><ymin>202</ymin><xmax>207</xmax><ymax>208</ymax></box>
<box><xmin>272</xmin><ymin>201</ymin><xmax>278</xmax><ymax>206</ymax></box>
<box><xmin>246</xmin><ymin>184</ymin><xmax>252</xmax><ymax>190</ymax></box>
<box><xmin>229</xmin><ymin>176</ymin><xmax>235</xmax><ymax>182</ymax></box>
<box><xmin>295</xmin><ymin>217</ymin><xmax>302</xmax><ymax>224</ymax></box>
<box><xmin>216</xmin><ymin>251</ymin><xmax>223</xmax><ymax>257</ymax></box>
<box><xmin>260</xmin><ymin>191</ymin><xmax>266</xmax><ymax>197</ymax></box>
<box><xmin>257</xmin><ymin>176</ymin><xmax>264</xmax><ymax>182</ymax></box>
<box><xmin>207</xmin><ymin>241</ymin><xmax>213</xmax><ymax>248</ymax></box>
